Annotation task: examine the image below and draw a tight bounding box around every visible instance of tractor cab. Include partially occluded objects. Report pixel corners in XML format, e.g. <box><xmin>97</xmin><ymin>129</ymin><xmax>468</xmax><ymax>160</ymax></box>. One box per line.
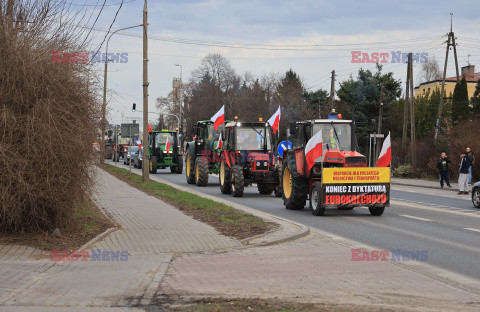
<box><xmin>147</xmin><ymin>130</ymin><xmax>183</xmax><ymax>174</ymax></box>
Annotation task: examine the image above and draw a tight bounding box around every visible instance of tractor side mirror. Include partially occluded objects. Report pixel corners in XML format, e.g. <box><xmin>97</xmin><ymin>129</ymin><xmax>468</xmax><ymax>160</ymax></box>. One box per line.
<box><xmin>289</xmin><ymin>121</ymin><xmax>296</xmax><ymax>135</ymax></box>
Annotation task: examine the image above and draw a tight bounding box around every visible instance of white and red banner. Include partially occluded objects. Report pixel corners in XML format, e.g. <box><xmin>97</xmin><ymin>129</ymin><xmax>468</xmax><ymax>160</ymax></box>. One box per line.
<box><xmin>305</xmin><ymin>129</ymin><xmax>323</xmax><ymax>172</ymax></box>
<box><xmin>216</xmin><ymin>132</ymin><xmax>223</xmax><ymax>149</ymax></box>
<box><xmin>376</xmin><ymin>132</ymin><xmax>391</xmax><ymax>167</ymax></box>
<box><xmin>268</xmin><ymin>106</ymin><xmax>281</xmax><ymax>134</ymax></box>
<box><xmin>210</xmin><ymin>105</ymin><xmax>225</xmax><ymax>130</ymax></box>
<box><xmin>165</xmin><ymin>137</ymin><xmax>171</xmax><ymax>151</ymax></box>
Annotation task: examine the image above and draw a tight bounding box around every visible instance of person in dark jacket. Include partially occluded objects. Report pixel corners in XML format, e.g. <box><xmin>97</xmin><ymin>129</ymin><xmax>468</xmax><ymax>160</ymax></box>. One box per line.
<box><xmin>458</xmin><ymin>152</ymin><xmax>471</xmax><ymax>195</ymax></box>
<box><xmin>437</xmin><ymin>152</ymin><xmax>451</xmax><ymax>188</ymax></box>
<box><xmin>466</xmin><ymin>147</ymin><xmax>475</xmax><ymax>184</ymax></box>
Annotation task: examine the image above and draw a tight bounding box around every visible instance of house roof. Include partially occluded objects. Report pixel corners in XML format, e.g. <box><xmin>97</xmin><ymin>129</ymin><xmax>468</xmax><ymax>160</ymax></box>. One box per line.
<box><xmin>415</xmin><ymin>72</ymin><xmax>480</xmax><ymax>89</ymax></box>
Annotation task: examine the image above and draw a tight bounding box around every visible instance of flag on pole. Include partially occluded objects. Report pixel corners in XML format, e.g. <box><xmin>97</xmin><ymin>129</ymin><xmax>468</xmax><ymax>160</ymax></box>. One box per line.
<box><xmin>210</xmin><ymin>105</ymin><xmax>225</xmax><ymax>130</ymax></box>
<box><xmin>216</xmin><ymin>132</ymin><xmax>223</xmax><ymax>149</ymax></box>
<box><xmin>165</xmin><ymin>137</ymin><xmax>171</xmax><ymax>152</ymax></box>
<box><xmin>268</xmin><ymin>106</ymin><xmax>281</xmax><ymax>134</ymax></box>
<box><xmin>305</xmin><ymin>129</ymin><xmax>323</xmax><ymax>172</ymax></box>
<box><xmin>148</xmin><ymin>123</ymin><xmax>153</xmax><ymax>132</ymax></box>
<box><xmin>376</xmin><ymin>132</ymin><xmax>391</xmax><ymax>167</ymax></box>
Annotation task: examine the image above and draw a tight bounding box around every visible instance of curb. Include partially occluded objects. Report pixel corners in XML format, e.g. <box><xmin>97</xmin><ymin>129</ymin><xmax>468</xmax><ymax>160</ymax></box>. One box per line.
<box><xmin>146</xmin><ymin>175</ymin><xmax>311</xmax><ymax>248</ymax></box>
<box><xmin>102</xmin><ymin>163</ymin><xmax>311</xmax><ymax>248</ymax></box>
<box><xmin>78</xmin><ymin>227</ymin><xmax>117</xmax><ymax>251</ymax></box>
<box><xmin>391</xmin><ymin>180</ymin><xmax>459</xmax><ymax>192</ymax></box>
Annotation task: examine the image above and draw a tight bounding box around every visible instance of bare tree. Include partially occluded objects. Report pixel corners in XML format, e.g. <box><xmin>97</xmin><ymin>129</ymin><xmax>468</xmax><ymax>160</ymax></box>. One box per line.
<box><xmin>421</xmin><ymin>56</ymin><xmax>441</xmax><ymax>82</ymax></box>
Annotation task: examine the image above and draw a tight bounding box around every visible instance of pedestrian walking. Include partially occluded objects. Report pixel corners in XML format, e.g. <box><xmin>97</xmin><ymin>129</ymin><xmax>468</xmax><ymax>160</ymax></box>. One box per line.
<box><xmin>458</xmin><ymin>152</ymin><xmax>471</xmax><ymax>195</ymax></box>
<box><xmin>437</xmin><ymin>152</ymin><xmax>451</xmax><ymax>188</ymax></box>
<box><xmin>466</xmin><ymin>147</ymin><xmax>475</xmax><ymax>184</ymax></box>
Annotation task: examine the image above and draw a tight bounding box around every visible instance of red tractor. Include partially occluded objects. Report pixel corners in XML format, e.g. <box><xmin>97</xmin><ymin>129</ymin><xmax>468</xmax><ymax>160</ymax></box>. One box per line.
<box><xmin>281</xmin><ymin>118</ymin><xmax>389</xmax><ymax>216</ymax></box>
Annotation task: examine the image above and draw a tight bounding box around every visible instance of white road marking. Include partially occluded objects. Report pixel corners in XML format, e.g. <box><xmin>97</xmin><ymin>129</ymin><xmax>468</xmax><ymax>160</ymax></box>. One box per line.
<box><xmin>400</xmin><ymin>215</ymin><xmax>432</xmax><ymax>222</ymax></box>
<box><xmin>464</xmin><ymin>228</ymin><xmax>480</xmax><ymax>233</ymax></box>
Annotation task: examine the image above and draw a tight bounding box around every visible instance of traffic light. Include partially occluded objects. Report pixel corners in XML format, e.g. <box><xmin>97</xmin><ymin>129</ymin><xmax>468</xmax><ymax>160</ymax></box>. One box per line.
<box><xmin>132</xmin><ymin>103</ymin><xmax>136</xmax><ymax>112</ymax></box>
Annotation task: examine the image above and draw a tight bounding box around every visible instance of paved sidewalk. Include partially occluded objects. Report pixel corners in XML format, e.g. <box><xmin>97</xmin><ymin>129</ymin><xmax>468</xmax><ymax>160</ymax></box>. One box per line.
<box><xmin>0</xmin><ymin>167</ymin><xmax>242</xmax><ymax>309</ymax></box>
<box><xmin>392</xmin><ymin>177</ymin><xmax>462</xmax><ymax>191</ymax></box>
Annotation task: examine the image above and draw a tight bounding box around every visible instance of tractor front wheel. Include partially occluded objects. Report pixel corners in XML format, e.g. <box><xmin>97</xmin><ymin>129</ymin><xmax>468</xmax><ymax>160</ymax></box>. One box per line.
<box><xmin>310</xmin><ymin>181</ymin><xmax>325</xmax><ymax>216</ymax></box>
<box><xmin>231</xmin><ymin>165</ymin><xmax>244</xmax><ymax>197</ymax></box>
<box><xmin>257</xmin><ymin>183</ymin><xmax>274</xmax><ymax>195</ymax></box>
<box><xmin>368</xmin><ymin>206</ymin><xmax>385</xmax><ymax>216</ymax></box>
<box><xmin>219</xmin><ymin>161</ymin><xmax>232</xmax><ymax>194</ymax></box>
<box><xmin>281</xmin><ymin>162</ymin><xmax>307</xmax><ymax>210</ymax></box>
<box><xmin>175</xmin><ymin>155</ymin><xmax>183</xmax><ymax>174</ymax></box>
<box><xmin>185</xmin><ymin>149</ymin><xmax>195</xmax><ymax>184</ymax></box>
<box><xmin>195</xmin><ymin>159</ymin><xmax>209</xmax><ymax>186</ymax></box>
<box><xmin>149</xmin><ymin>156</ymin><xmax>157</xmax><ymax>174</ymax></box>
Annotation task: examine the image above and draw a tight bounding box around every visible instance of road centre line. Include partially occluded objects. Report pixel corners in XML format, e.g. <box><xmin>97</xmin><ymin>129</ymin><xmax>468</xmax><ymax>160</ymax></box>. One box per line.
<box><xmin>400</xmin><ymin>215</ymin><xmax>432</xmax><ymax>222</ymax></box>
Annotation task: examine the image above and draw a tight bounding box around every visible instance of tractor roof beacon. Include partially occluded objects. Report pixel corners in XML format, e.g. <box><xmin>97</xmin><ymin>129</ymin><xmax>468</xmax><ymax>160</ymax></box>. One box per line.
<box><xmin>281</xmin><ymin>117</ymin><xmax>389</xmax><ymax>216</ymax></box>
<box><xmin>217</xmin><ymin>118</ymin><xmax>281</xmax><ymax>198</ymax></box>
<box><xmin>147</xmin><ymin>130</ymin><xmax>183</xmax><ymax>175</ymax></box>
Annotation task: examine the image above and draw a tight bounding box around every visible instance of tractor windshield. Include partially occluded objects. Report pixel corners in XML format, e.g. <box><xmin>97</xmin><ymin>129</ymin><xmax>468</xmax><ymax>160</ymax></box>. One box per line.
<box><xmin>235</xmin><ymin>126</ymin><xmax>273</xmax><ymax>150</ymax></box>
<box><xmin>205</xmin><ymin>124</ymin><xmax>223</xmax><ymax>150</ymax></box>
<box><xmin>312</xmin><ymin>123</ymin><xmax>352</xmax><ymax>151</ymax></box>
<box><xmin>155</xmin><ymin>133</ymin><xmax>175</xmax><ymax>148</ymax></box>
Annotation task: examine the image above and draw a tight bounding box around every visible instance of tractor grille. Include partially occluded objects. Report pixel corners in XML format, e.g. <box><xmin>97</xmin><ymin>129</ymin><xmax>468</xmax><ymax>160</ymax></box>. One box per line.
<box><xmin>345</xmin><ymin>156</ymin><xmax>366</xmax><ymax>164</ymax></box>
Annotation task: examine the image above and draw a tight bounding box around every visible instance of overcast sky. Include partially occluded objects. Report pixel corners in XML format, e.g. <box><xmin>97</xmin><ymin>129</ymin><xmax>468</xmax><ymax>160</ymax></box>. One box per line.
<box><xmin>76</xmin><ymin>0</ymin><xmax>480</xmax><ymax>125</ymax></box>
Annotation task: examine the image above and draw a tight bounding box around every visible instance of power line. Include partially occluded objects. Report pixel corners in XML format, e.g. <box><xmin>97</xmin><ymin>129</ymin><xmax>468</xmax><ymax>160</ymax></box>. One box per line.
<box><xmin>93</xmin><ymin>0</ymin><xmax>125</xmax><ymax>56</ymax></box>
<box><xmin>80</xmin><ymin>0</ymin><xmax>107</xmax><ymax>47</ymax></box>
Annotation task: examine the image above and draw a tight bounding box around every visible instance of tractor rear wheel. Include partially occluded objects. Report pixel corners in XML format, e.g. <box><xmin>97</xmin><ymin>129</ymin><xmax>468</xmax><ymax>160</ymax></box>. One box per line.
<box><xmin>195</xmin><ymin>159</ymin><xmax>209</xmax><ymax>186</ymax></box>
<box><xmin>149</xmin><ymin>156</ymin><xmax>157</xmax><ymax>174</ymax></box>
<box><xmin>170</xmin><ymin>166</ymin><xmax>176</xmax><ymax>173</ymax></box>
<box><xmin>257</xmin><ymin>183</ymin><xmax>274</xmax><ymax>195</ymax></box>
<box><xmin>219</xmin><ymin>161</ymin><xmax>232</xmax><ymax>194</ymax></box>
<box><xmin>231</xmin><ymin>165</ymin><xmax>244</xmax><ymax>197</ymax></box>
<box><xmin>310</xmin><ymin>181</ymin><xmax>325</xmax><ymax>216</ymax></box>
<box><xmin>185</xmin><ymin>149</ymin><xmax>195</xmax><ymax>184</ymax></box>
<box><xmin>281</xmin><ymin>162</ymin><xmax>307</xmax><ymax>210</ymax></box>
<box><xmin>368</xmin><ymin>206</ymin><xmax>385</xmax><ymax>216</ymax></box>
<box><xmin>175</xmin><ymin>155</ymin><xmax>183</xmax><ymax>174</ymax></box>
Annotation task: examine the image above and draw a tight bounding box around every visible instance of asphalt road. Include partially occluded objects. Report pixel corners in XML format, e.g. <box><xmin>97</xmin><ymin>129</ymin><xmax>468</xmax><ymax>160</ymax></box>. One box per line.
<box><xmin>107</xmin><ymin>159</ymin><xmax>480</xmax><ymax>280</ymax></box>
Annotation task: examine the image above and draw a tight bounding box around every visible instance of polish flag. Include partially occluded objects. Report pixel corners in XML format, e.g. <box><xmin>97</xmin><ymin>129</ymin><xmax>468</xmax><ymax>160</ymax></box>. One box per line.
<box><xmin>165</xmin><ymin>137</ymin><xmax>171</xmax><ymax>152</ymax></box>
<box><xmin>210</xmin><ymin>105</ymin><xmax>225</xmax><ymax>130</ymax></box>
<box><xmin>305</xmin><ymin>129</ymin><xmax>323</xmax><ymax>173</ymax></box>
<box><xmin>148</xmin><ymin>123</ymin><xmax>153</xmax><ymax>132</ymax></box>
<box><xmin>376</xmin><ymin>132</ymin><xmax>391</xmax><ymax>167</ymax></box>
<box><xmin>268</xmin><ymin>106</ymin><xmax>281</xmax><ymax>134</ymax></box>
<box><xmin>216</xmin><ymin>132</ymin><xmax>223</xmax><ymax>150</ymax></box>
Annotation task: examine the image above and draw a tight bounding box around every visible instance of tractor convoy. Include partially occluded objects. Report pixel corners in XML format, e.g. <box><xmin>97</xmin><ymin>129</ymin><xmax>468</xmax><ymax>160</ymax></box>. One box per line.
<box><xmin>115</xmin><ymin>109</ymin><xmax>390</xmax><ymax>217</ymax></box>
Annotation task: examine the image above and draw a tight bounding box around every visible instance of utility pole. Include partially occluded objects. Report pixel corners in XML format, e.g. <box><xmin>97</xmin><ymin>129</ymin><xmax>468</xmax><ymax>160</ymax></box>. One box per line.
<box><xmin>403</xmin><ymin>62</ymin><xmax>410</xmax><ymax>147</ymax></box>
<box><xmin>435</xmin><ymin>13</ymin><xmax>460</xmax><ymax>140</ymax></box>
<box><xmin>142</xmin><ymin>0</ymin><xmax>149</xmax><ymax>182</ymax></box>
<box><xmin>408</xmin><ymin>54</ymin><xmax>416</xmax><ymax>168</ymax></box>
<box><xmin>329</xmin><ymin>70</ymin><xmax>336</xmax><ymax>110</ymax></box>
<box><xmin>376</xmin><ymin>85</ymin><xmax>385</xmax><ymax>159</ymax></box>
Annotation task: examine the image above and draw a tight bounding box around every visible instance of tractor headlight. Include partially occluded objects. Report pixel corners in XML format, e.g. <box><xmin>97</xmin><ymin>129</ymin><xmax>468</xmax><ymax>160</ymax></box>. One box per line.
<box><xmin>263</xmin><ymin>161</ymin><xmax>268</xmax><ymax>167</ymax></box>
<box><xmin>257</xmin><ymin>161</ymin><xmax>261</xmax><ymax>167</ymax></box>
<box><xmin>312</xmin><ymin>165</ymin><xmax>322</xmax><ymax>175</ymax></box>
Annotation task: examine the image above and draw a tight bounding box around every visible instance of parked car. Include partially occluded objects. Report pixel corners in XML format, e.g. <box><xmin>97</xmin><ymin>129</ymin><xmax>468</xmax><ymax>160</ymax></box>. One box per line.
<box><xmin>123</xmin><ymin>146</ymin><xmax>139</xmax><ymax>165</ymax></box>
<box><xmin>133</xmin><ymin>147</ymin><xmax>143</xmax><ymax>169</ymax></box>
<box><xmin>472</xmin><ymin>181</ymin><xmax>480</xmax><ymax>208</ymax></box>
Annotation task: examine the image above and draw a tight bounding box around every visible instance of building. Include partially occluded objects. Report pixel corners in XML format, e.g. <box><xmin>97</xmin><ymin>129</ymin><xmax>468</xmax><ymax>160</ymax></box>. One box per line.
<box><xmin>414</xmin><ymin>65</ymin><xmax>480</xmax><ymax>100</ymax></box>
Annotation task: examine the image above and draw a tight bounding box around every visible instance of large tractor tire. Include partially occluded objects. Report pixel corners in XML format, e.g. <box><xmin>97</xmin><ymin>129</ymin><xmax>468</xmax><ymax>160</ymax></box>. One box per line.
<box><xmin>175</xmin><ymin>155</ymin><xmax>183</xmax><ymax>174</ymax></box>
<box><xmin>219</xmin><ymin>161</ymin><xmax>232</xmax><ymax>194</ymax></box>
<box><xmin>310</xmin><ymin>181</ymin><xmax>325</xmax><ymax>216</ymax></box>
<box><xmin>185</xmin><ymin>149</ymin><xmax>195</xmax><ymax>184</ymax></box>
<box><xmin>231</xmin><ymin>165</ymin><xmax>244</xmax><ymax>197</ymax></box>
<box><xmin>195</xmin><ymin>159</ymin><xmax>209</xmax><ymax>186</ymax></box>
<box><xmin>281</xmin><ymin>162</ymin><xmax>307</xmax><ymax>210</ymax></box>
<box><xmin>368</xmin><ymin>206</ymin><xmax>385</xmax><ymax>216</ymax></box>
<box><xmin>149</xmin><ymin>156</ymin><xmax>157</xmax><ymax>174</ymax></box>
<box><xmin>257</xmin><ymin>183</ymin><xmax>274</xmax><ymax>195</ymax></box>
<box><xmin>170</xmin><ymin>166</ymin><xmax>176</xmax><ymax>173</ymax></box>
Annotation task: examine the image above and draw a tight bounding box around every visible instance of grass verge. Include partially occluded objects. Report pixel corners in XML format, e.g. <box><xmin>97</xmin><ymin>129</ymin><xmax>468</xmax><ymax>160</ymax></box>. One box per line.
<box><xmin>0</xmin><ymin>198</ymin><xmax>113</xmax><ymax>251</ymax></box>
<box><xmin>100</xmin><ymin>164</ymin><xmax>276</xmax><ymax>240</ymax></box>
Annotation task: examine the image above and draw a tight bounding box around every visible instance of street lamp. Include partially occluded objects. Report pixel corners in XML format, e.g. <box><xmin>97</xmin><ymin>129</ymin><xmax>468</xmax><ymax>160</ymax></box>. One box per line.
<box><xmin>175</xmin><ymin>64</ymin><xmax>182</xmax><ymax>137</ymax></box>
<box><xmin>100</xmin><ymin>24</ymin><xmax>142</xmax><ymax>163</ymax></box>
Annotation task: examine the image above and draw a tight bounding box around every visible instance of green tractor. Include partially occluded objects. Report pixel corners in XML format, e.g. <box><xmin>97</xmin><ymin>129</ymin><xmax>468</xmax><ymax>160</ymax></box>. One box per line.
<box><xmin>148</xmin><ymin>130</ymin><xmax>183</xmax><ymax>174</ymax></box>
<box><xmin>185</xmin><ymin>120</ymin><xmax>226</xmax><ymax>186</ymax></box>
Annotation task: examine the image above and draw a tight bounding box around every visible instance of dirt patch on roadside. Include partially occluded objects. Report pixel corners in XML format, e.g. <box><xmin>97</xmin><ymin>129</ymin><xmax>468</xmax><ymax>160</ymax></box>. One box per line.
<box><xmin>0</xmin><ymin>198</ymin><xmax>113</xmax><ymax>251</ymax></box>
